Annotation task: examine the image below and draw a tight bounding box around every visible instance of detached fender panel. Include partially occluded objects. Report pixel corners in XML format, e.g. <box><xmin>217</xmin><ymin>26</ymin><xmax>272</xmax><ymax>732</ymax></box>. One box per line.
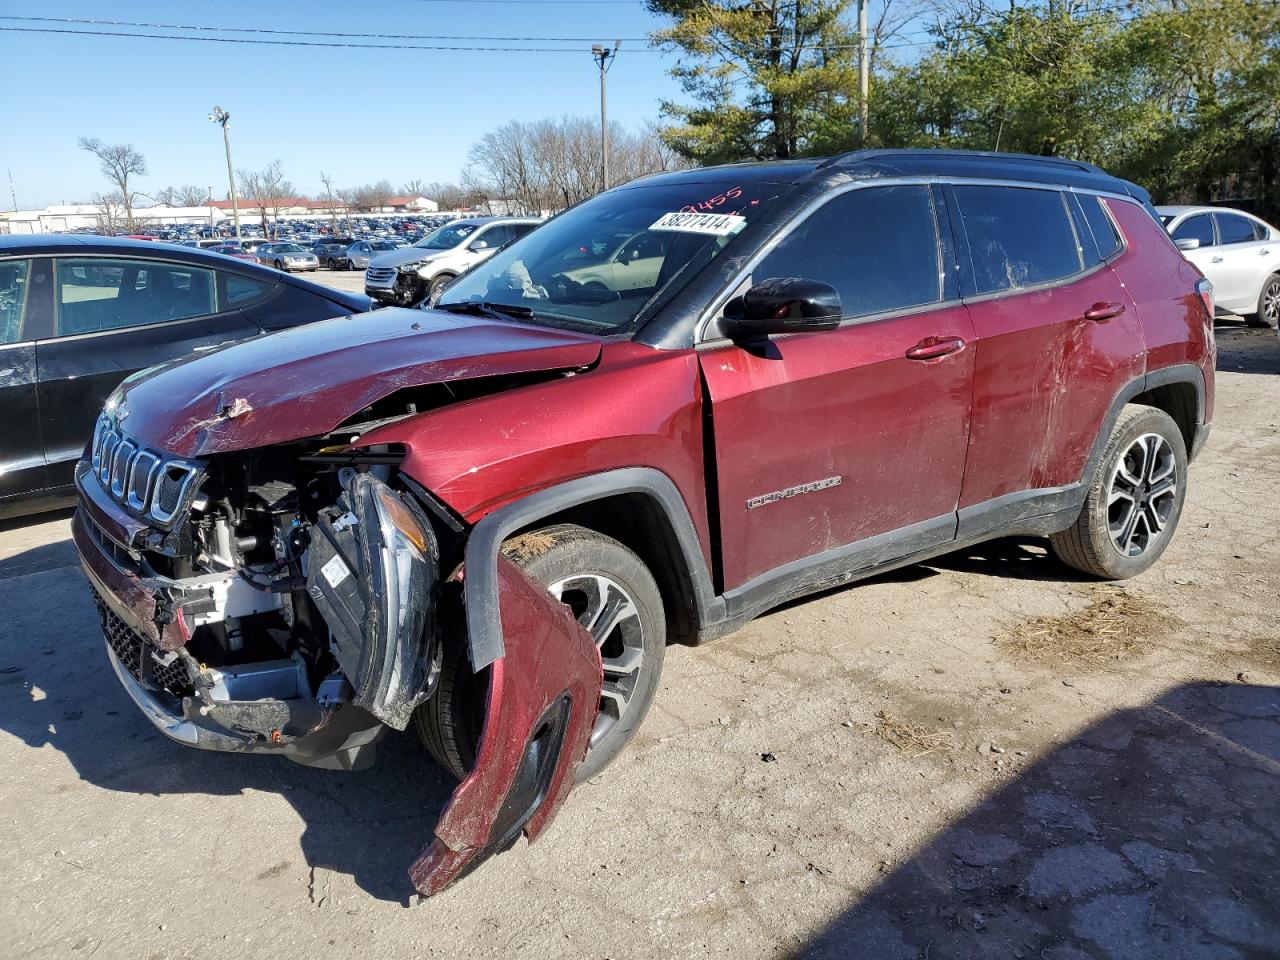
<box><xmin>410</xmin><ymin>554</ymin><xmax>601</xmax><ymax>898</ymax></box>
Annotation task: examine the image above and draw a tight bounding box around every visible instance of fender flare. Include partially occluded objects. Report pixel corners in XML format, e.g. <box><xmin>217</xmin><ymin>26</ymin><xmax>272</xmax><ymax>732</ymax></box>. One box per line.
<box><xmin>462</xmin><ymin>467</ymin><xmax>722</xmax><ymax>670</ymax></box>
<box><xmin>1092</xmin><ymin>363</ymin><xmax>1207</xmax><ymax>471</ymax></box>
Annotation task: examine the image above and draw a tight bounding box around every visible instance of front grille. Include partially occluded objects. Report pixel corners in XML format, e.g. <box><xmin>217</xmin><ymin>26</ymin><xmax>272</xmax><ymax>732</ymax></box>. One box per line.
<box><xmin>366</xmin><ymin>267</ymin><xmax>396</xmax><ymax>284</ymax></box>
<box><xmin>89</xmin><ymin>416</ymin><xmax>202</xmax><ymax>527</ymax></box>
<box><xmin>96</xmin><ymin>596</ymin><xmax>194</xmax><ymax>698</ymax></box>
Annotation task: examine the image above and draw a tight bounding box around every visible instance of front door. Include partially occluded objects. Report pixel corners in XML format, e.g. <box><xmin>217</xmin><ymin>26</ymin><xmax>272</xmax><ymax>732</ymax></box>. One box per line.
<box><xmin>1211</xmin><ymin>211</ymin><xmax>1270</xmax><ymax>312</ymax></box>
<box><xmin>699</xmin><ymin>183</ymin><xmax>975</xmax><ymax>593</ymax></box>
<box><xmin>36</xmin><ymin>255</ymin><xmax>259</xmax><ymax>486</ymax></box>
<box><xmin>0</xmin><ymin>257</ymin><xmax>46</xmax><ymax>505</ymax></box>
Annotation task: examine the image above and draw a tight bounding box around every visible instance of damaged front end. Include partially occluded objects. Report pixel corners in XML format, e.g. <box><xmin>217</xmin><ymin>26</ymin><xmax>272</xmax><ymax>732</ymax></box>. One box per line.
<box><xmin>73</xmin><ymin>412</ymin><xmax>601</xmax><ymax>896</ymax></box>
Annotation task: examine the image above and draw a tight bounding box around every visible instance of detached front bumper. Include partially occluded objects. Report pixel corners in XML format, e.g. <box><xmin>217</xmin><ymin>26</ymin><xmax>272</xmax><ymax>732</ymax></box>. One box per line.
<box><xmin>72</xmin><ymin>463</ymin><xmax>384</xmax><ymax>768</ymax></box>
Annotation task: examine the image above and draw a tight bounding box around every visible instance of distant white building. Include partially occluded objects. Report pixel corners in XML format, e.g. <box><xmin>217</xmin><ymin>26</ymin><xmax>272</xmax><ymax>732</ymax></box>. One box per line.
<box><xmin>0</xmin><ymin>203</ymin><xmax>225</xmax><ymax>234</ymax></box>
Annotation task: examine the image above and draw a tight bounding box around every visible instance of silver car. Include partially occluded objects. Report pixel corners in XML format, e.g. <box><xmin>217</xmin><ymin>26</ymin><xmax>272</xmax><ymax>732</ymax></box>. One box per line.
<box><xmin>256</xmin><ymin>242</ymin><xmax>320</xmax><ymax>273</ymax></box>
<box><xmin>343</xmin><ymin>238</ymin><xmax>406</xmax><ymax>271</ymax></box>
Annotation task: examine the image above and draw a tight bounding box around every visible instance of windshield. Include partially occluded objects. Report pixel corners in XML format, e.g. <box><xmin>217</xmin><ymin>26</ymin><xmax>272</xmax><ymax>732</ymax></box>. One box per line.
<box><xmin>435</xmin><ymin>180</ymin><xmax>785</xmax><ymax>334</ymax></box>
<box><xmin>276</xmin><ymin>243</ymin><xmax>304</xmax><ymax>253</ymax></box>
<box><xmin>414</xmin><ymin>223</ymin><xmax>477</xmax><ymax>250</ymax></box>
<box><xmin>369</xmin><ymin>239</ymin><xmax>399</xmax><ymax>250</ymax></box>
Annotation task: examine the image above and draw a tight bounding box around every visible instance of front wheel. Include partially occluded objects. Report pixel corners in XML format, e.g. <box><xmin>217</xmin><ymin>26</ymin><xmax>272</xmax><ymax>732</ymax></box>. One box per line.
<box><xmin>274</xmin><ymin>259</ymin><xmax>285</xmax><ymax>271</ymax></box>
<box><xmin>1049</xmin><ymin>405</ymin><xmax>1187</xmax><ymax>579</ymax></box>
<box><xmin>415</xmin><ymin>524</ymin><xmax>666</xmax><ymax>782</ymax></box>
<box><xmin>1247</xmin><ymin>273</ymin><xmax>1280</xmax><ymax>328</ymax></box>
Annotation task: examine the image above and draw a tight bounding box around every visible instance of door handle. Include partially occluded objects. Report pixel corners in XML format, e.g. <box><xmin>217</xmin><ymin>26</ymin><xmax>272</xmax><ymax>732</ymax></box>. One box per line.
<box><xmin>905</xmin><ymin>336</ymin><xmax>966</xmax><ymax>360</ymax></box>
<box><xmin>1083</xmin><ymin>301</ymin><xmax>1126</xmax><ymax>322</ymax></box>
<box><xmin>1210</xmin><ymin>256</ymin><xmax>1224</xmax><ymax>263</ymax></box>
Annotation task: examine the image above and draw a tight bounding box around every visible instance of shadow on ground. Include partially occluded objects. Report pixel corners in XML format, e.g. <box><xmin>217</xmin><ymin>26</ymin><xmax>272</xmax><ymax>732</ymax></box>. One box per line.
<box><xmin>0</xmin><ymin>550</ymin><xmax>453</xmax><ymax>904</ymax></box>
<box><xmin>794</xmin><ymin>681</ymin><xmax>1280</xmax><ymax>959</ymax></box>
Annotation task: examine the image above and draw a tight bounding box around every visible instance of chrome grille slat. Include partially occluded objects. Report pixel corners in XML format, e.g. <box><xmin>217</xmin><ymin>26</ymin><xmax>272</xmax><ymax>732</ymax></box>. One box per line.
<box><xmin>87</xmin><ymin>414</ymin><xmax>203</xmax><ymax>527</ymax></box>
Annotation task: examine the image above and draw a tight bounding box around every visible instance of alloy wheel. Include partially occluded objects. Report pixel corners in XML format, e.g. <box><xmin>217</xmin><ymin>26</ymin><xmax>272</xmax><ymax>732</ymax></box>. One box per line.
<box><xmin>548</xmin><ymin>573</ymin><xmax>645</xmax><ymax>750</ymax></box>
<box><xmin>1263</xmin><ymin>278</ymin><xmax>1280</xmax><ymax>326</ymax></box>
<box><xmin>1107</xmin><ymin>432</ymin><xmax>1177</xmax><ymax>557</ymax></box>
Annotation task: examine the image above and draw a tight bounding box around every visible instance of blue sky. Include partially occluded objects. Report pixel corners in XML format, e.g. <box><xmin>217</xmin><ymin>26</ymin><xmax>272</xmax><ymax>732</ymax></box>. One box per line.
<box><xmin>0</xmin><ymin>1</ymin><xmax>689</xmax><ymax>207</ymax></box>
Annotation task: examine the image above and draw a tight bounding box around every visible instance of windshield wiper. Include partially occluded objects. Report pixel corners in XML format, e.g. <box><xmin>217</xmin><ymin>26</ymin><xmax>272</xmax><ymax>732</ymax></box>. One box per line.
<box><xmin>436</xmin><ymin>300</ymin><xmax>535</xmax><ymax>321</ymax></box>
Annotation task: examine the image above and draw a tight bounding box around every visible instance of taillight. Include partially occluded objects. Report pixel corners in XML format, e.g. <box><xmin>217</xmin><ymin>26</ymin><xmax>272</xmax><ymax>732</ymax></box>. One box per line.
<box><xmin>1195</xmin><ymin>277</ymin><xmax>1214</xmax><ymax>319</ymax></box>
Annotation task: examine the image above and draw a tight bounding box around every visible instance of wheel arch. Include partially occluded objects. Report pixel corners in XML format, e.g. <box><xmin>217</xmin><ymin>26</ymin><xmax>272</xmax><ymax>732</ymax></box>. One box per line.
<box><xmin>462</xmin><ymin>468</ymin><xmax>723</xmax><ymax>671</ymax></box>
<box><xmin>1123</xmin><ymin>364</ymin><xmax>1206</xmax><ymax>462</ymax></box>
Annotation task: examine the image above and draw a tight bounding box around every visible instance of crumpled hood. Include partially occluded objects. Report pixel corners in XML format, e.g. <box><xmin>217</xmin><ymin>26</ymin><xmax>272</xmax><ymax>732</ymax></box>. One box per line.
<box><xmin>369</xmin><ymin>245</ymin><xmax>452</xmax><ymax>270</ymax></box>
<box><xmin>113</xmin><ymin>307</ymin><xmax>601</xmax><ymax>458</ymax></box>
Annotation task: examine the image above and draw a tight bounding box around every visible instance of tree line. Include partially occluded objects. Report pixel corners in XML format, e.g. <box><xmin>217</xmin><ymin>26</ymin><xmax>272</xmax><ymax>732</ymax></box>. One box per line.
<box><xmin>646</xmin><ymin>0</ymin><xmax>1280</xmax><ymax>218</ymax></box>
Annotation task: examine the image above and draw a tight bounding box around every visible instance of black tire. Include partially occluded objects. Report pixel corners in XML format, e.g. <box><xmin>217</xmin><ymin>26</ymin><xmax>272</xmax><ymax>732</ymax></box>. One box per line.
<box><xmin>426</xmin><ymin>274</ymin><xmax>455</xmax><ymax>303</ymax></box>
<box><xmin>346</xmin><ymin>259</ymin><xmax>356</xmax><ymax>271</ymax></box>
<box><xmin>1247</xmin><ymin>273</ymin><xmax>1280</xmax><ymax>328</ymax></box>
<box><xmin>274</xmin><ymin>259</ymin><xmax>285</xmax><ymax>271</ymax></box>
<box><xmin>414</xmin><ymin>524</ymin><xmax>666</xmax><ymax>782</ymax></box>
<box><xmin>1049</xmin><ymin>405</ymin><xmax>1188</xmax><ymax>579</ymax></box>
<box><xmin>326</xmin><ymin>257</ymin><xmax>337</xmax><ymax>270</ymax></box>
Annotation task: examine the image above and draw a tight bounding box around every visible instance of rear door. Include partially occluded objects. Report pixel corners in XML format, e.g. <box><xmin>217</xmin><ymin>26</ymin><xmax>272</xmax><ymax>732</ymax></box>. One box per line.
<box><xmin>1211</xmin><ymin>212</ymin><xmax>1269</xmax><ymax>312</ymax></box>
<box><xmin>699</xmin><ymin>183</ymin><xmax>975</xmax><ymax>591</ymax></box>
<box><xmin>0</xmin><ymin>256</ymin><xmax>47</xmax><ymax>503</ymax></box>
<box><xmin>36</xmin><ymin>255</ymin><xmax>260</xmax><ymax>486</ymax></box>
<box><xmin>952</xmin><ymin>185</ymin><xmax>1146</xmax><ymax>525</ymax></box>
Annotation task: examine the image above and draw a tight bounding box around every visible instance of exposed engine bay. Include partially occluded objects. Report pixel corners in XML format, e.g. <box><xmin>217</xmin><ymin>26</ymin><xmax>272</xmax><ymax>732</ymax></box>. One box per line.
<box><xmin>108</xmin><ymin>415</ymin><xmax>459</xmax><ymax>767</ymax></box>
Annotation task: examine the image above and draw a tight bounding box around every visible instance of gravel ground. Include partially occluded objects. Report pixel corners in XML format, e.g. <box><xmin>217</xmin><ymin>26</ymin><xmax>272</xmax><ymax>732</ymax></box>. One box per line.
<box><xmin>0</xmin><ymin>322</ymin><xmax>1276</xmax><ymax>960</ymax></box>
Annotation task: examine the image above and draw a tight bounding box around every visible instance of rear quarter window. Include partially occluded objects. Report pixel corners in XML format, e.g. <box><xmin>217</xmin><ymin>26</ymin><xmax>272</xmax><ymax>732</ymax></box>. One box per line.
<box><xmin>1073</xmin><ymin>194</ymin><xmax>1124</xmax><ymax>261</ymax></box>
<box><xmin>953</xmin><ymin>185</ymin><xmax>1083</xmax><ymax>295</ymax></box>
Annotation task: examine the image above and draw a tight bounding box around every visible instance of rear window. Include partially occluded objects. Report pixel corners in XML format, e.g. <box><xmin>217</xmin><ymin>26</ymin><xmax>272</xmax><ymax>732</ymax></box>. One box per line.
<box><xmin>1076</xmin><ymin>195</ymin><xmax>1123</xmax><ymax>261</ymax></box>
<box><xmin>953</xmin><ymin>185</ymin><xmax>1082</xmax><ymax>295</ymax></box>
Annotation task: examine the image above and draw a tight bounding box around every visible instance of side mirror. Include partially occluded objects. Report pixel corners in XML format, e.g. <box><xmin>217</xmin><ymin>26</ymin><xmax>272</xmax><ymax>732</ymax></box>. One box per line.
<box><xmin>1175</xmin><ymin>238</ymin><xmax>1201</xmax><ymax>251</ymax></box>
<box><xmin>723</xmin><ymin>277</ymin><xmax>843</xmax><ymax>338</ymax></box>
<box><xmin>468</xmin><ymin>238</ymin><xmax>490</xmax><ymax>252</ymax></box>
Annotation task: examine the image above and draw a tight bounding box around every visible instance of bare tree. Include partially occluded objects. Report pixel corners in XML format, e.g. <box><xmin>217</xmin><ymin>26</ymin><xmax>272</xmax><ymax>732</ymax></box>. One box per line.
<box><xmin>463</xmin><ymin>116</ymin><xmax>685</xmax><ymax>214</ymax></box>
<box><xmin>337</xmin><ymin>186</ymin><xmax>361</xmax><ymax>232</ymax></box>
<box><xmin>238</xmin><ymin>161</ymin><xmax>294</xmax><ymax>237</ymax></box>
<box><xmin>353</xmin><ymin>179</ymin><xmax>395</xmax><ymax>211</ymax></box>
<box><xmin>78</xmin><ymin>137</ymin><xmax>148</xmax><ymax>231</ymax></box>
<box><xmin>90</xmin><ymin>191</ymin><xmax>127</xmax><ymax>234</ymax></box>
<box><xmin>319</xmin><ymin>171</ymin><xmax>341</xmax><ymax>234</ymax></box>
<box><xmin>402</xmin><ymin>178</ymin><xmax>427</xmax><ymax>197</ymax></box>
<box><xmin>423</xmin><ymin>181</ymin><xmax>468</xmax><ymax>210</ymax></box>
<box><xmin>154</xmin><ymin>185</ymin><xmax>208</xmax><ymax>207</ymax></box>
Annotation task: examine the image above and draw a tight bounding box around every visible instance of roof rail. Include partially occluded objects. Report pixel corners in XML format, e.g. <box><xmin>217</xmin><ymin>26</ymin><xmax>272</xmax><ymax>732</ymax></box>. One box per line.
<box><xmin>816</xmin><ymin>148</ymin><xmax>1105</xmax><ymax>175</ymax></box>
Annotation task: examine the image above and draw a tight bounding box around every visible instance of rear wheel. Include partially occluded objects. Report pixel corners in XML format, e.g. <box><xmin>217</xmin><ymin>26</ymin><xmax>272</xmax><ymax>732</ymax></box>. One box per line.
<box><xmin>1248</xmin><ymin>273</ymin><xmax>1280</xmax><ymax>328</ymax></box>
<box><xmin>1049</xmin><ymin>406</ymin><xmax>1187</xmax><ymax>579</ymax></box>
<box><xmin>414</xmin><ymin>524</ymin><xmax>665</xmax><ymax>782</ymax></box>
<box><xmin>425</xmin><ymin>274</ymin><xmax>455</xmax><ymax>304</ymax></box>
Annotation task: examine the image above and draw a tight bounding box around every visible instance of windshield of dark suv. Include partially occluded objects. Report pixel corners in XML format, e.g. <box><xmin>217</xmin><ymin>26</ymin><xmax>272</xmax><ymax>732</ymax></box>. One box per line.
<box><xmin>435</xmin><ymin>180</ymin><xmax>784</xmax><ymax>334</ymax></box>
<box><xmin>414</xmin><ymin>223</ymin><xmax>477</xmax><ymax>250</ymax></box>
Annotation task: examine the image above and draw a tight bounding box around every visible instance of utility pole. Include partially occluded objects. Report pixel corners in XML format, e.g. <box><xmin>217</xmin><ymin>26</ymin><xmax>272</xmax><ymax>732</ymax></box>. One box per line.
<box><xmin>591</xmin><ymin>42</ymin><xmax>619</xmax><ymax>192</ymax></box>
<box><xmin>208</xmin><ymin>106</ymin><xmax>242</xmax><ymax>238</ymax></box>
<box><xmin>7</xmin><ymin>169</ymin><xmax>16</xmax><ymax>212</ymax></box>
<box><xmin>857</xmin><ymin>0</ymin><xmax>869</xmax><ymax>144</ymax></box>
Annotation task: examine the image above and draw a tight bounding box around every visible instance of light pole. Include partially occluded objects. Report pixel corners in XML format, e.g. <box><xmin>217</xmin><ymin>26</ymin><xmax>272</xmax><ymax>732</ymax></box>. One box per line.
<box><xmin>208</xmin><ymin>106</ymin><xmax>241</xmax><ymax>238</ymax></box>
<box><xmin>591</xmin><ymin>42</ymin><xmax>620</xmax><ymax>192</ymax></box>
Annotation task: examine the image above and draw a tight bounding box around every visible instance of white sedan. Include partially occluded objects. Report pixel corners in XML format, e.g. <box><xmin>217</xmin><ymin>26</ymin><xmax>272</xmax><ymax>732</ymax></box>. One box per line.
<box><xmin>1158</xmin><ymin>205</ymin><xmax>1280</xmax><ymax>327</ymax></box>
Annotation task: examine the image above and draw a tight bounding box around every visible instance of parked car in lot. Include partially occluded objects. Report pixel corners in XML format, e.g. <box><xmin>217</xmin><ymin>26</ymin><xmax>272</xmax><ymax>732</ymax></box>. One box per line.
<box><xmin>364</xmin><ymin>216</ymin><xmax>539</xmax><ymax>306</ymax></box>
<box><xmin>72</xmin><ymin>150</ymin><xmax>1212</xmax><ymax>899</ymax></box>
<box><xmin>343</xmin><ymin>238</ymin><xmax>406</xmax><ymax>271</ymax></box>
<box><xmin>0</xmin><ymin>235</ymin><xmax>369</xmax><ymax>518</ymax></box>
<box><xmin>1158</xmin><ymin>205</ymin><xmax>1280</xmax><ymax>327</ymax></box>
<box><xmin>312</xmin><ymin>236</ymin><xmax>354</xmax><ymax>269</ymax></box>
<box><xmin>255</xmin><ymin>242</ymin><xmax>320</xmax><ymax>273</ymax></box>
<box><xmin>208</xmin><ymin>243</ymin><xmax>259</xmax><ymax>263</ymax></box>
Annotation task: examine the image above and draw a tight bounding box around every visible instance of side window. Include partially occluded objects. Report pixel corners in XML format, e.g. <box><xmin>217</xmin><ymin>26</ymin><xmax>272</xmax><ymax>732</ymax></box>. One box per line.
<box><xmin>1215</xmin><ymin>213</ymin><xmax>1257</xmax><ymax>245</ymax></box>
<box><xmin>749</xmin><ymin>184</ymin><xmax>942</xmax><ymax>320</ymax></box>
<box><xmin>477</xmin><ymin>226</ymin><xmax>512</xmax><ymax>248</ymax></box>
<box><xmin>953</xmin><ymin>185</ymin><xmax>1082</xmax><ymax>294</ymax></box>
<box><xmin>1077</xmin><ymin>194</ymin><xmax>1123</xmax><ymax>261</ymax></box>
<box><xmin>0</xmin><ymin>259</ymin><xmax>30</xmax><ymax>344</ymax></box>
<box><xmin>55</xmin><ymin>258</ymin><xmax>217</xmax><ymax>336</ymax></box>
<box><xmin>1172</xmin><ymin>214</ymin><xmax>1214</xmax><ymax>246</ymax></box>
<box><xmin>510</xmin><ymin>223</ymin><xmax>537</xmax><ymax>241</ymax></box>
<box><xmin>223</xmin><ymin>272</ymin><xmax>273</xmax><ymax>306</ymax></box>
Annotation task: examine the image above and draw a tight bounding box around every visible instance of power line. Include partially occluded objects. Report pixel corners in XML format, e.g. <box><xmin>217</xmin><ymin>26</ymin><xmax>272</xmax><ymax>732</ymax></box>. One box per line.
<box><xmin>0</xmin><ymin>26</ymin><xmax>639</xmax><ymax>52</ymax></box>
<box><xmin>0</xmin><ymin>15</ymin><xmax>653</xmax><ymax>43</ymax></box>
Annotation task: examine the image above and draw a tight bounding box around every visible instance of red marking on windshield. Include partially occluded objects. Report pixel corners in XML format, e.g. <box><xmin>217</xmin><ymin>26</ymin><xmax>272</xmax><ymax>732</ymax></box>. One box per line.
<box><xmin>680</xmin><ymin>186</ymin><xmax>743</xmax><ymax>214</ymax></box>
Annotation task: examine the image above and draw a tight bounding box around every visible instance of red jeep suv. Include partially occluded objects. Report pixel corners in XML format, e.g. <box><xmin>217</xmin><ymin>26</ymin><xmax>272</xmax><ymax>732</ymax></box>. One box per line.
<box><xmin>73</xmin><ymin>150</ymin><xmax>1214</xmax><ymax>897</ymax></box>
